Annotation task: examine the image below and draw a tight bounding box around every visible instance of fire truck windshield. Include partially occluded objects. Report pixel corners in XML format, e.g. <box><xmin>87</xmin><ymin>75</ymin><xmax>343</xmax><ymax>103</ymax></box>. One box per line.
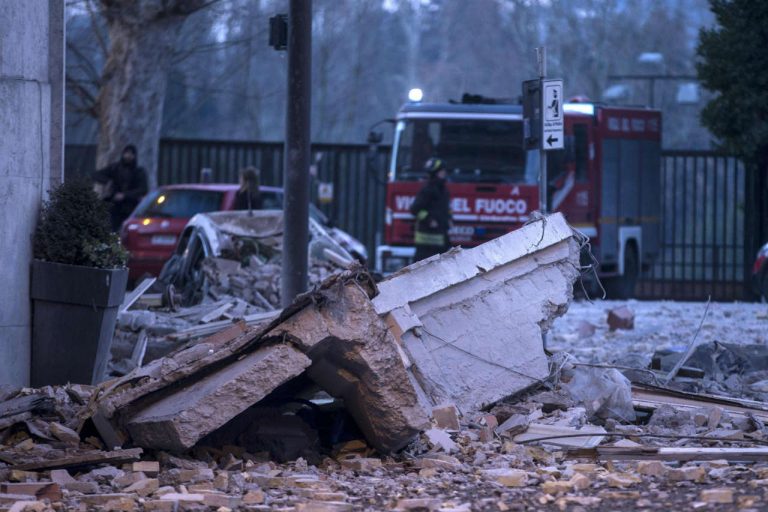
<box><xmin>391</xmin><ymin>118</ymin><xmax>531</xmax><ymax>184</ymax></box>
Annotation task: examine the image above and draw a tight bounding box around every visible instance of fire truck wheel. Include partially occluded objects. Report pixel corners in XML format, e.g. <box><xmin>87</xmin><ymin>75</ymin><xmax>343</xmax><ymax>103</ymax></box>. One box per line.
<box><xmin>606</xmin><ymin>244</ymin><xmax>638</xmax><ymax>300</ymax></box>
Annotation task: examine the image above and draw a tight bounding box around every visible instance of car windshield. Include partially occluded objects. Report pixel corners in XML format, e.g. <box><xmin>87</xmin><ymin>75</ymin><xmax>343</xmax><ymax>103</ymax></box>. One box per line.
<box><xmin>392</xmin><ymin>118</ymin><xmax>531</xmax><ymax>184</ymax></box>
<box><xmin>134</xmin><ymin>189</ymin><xmax>224</xmax><ymax>218</ymax></box>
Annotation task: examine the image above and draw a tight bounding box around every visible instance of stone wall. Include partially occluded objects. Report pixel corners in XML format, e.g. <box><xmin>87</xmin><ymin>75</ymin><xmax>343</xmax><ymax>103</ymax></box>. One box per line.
<box><xmin>0</xmin><ymin>0</ymin><xmax>64</xmax><ymax>385</ymax></box>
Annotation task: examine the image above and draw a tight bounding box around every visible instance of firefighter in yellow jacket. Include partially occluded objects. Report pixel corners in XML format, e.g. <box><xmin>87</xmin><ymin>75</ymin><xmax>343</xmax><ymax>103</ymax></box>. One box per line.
<box><xmin>410</xmin><ymin>158</ymin><xmax>451</xmax><ymax>261</ymax></box>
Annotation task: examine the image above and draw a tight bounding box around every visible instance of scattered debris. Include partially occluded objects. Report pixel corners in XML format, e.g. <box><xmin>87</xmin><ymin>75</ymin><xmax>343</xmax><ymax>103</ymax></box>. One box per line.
<box><xmin>607</xmin><ymin>306</ymin><xmax>635</xmax><ymax>331</ymax></box>
<box><xmin>2</xmin><ymin>214</ymin><xmax>767</xmax><ymax>509</ymax></box>
<box><xmin>108</xmin><ymin>211</ymin><xmax>356</xmax><ymax>378</ymax></box>
<box><xmin>561</xmin><ymin>364</ymin><xmax>637</xmax><ymax>422</ymax></box>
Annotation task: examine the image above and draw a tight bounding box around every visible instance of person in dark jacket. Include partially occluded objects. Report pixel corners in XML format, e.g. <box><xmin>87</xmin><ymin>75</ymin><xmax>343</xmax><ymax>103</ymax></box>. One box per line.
<box><xmin>410</xmin><ymin>157</ymin><xmax>452</xmax><ymax>261</ymax></box>
<box><xmin>233</xmin><ymin>166</ymin><xmax>263</xmax><ymax>212</ymax></box>
<box><xmin>93</xmin><ymin>144</ymin><xmax>149</xmax><ymax>232</ymax></box>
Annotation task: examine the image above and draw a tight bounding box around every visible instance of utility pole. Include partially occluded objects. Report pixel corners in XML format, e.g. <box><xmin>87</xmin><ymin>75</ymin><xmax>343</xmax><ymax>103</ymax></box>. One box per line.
<box><xmin>280</xmin><ymin>0</ymin><xmax>312</xmax><ymax>307</ymax></box>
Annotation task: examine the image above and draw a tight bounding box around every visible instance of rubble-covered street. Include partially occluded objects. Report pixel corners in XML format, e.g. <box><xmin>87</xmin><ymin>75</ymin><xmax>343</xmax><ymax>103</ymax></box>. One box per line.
<box><xmin>2</xmin><ymin>216</ymin><xmax>768</xmax><ymax>511</ymax></box>
<box><xmin>550</xmin><ymin>299</ymin><xmax>768</xmax><ymax>363</ymax></box>
<box><xmin>5</xmin><ymin>0</ymin><xmax>768</xmax><ymax>510</ymax></box>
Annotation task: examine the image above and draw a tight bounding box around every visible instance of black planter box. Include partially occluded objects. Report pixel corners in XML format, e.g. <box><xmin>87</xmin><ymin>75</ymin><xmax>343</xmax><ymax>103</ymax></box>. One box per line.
<box><xmin>30</xmin><ymin>260</ymin><xmax>128</xmax><ymax>387</ymax></box>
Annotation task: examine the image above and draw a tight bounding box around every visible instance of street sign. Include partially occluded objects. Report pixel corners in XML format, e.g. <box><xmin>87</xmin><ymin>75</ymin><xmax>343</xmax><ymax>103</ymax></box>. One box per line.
<box><xmin>541</xmin><ymin>79</ymin><xmax>563</xmax><ymax>151</ymax></box>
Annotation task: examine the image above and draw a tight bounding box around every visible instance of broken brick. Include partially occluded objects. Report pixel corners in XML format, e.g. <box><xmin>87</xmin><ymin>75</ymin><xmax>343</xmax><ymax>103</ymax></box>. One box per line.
<box><xmin>607</xmin><ymin>306</ymin><xmax>634</xmax><ymax>331</ymax></box>
<box><xmin>431</xmin><ymin>405</ymin><xmax>460</xmax><ymax>431</ymax></box>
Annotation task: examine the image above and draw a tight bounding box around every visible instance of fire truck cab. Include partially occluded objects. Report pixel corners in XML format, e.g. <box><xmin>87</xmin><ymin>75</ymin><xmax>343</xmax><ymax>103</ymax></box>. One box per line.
<box><xmin>375</xmin><ymin>95</ymin><xmax>662</xmax><ymax>298</ymax></box>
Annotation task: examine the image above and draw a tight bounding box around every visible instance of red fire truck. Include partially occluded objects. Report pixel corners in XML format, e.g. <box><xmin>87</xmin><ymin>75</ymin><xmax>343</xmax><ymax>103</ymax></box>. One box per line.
<box><xmin>375</xmin><ymin>95</ymin><xmax>662</xmax><ymax>298</ymax></box>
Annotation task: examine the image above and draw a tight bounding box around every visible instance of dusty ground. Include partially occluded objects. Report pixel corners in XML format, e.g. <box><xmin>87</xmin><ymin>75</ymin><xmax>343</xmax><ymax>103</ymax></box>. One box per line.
<box><xmin>549</xmin><ymin>299</ymin><xmax>768</xmax><ymax>363</ymax></box>
<box><xmin>6</xmin><ymin>300</ymin><xmax>768</xmax><ymax>512</ymax></box>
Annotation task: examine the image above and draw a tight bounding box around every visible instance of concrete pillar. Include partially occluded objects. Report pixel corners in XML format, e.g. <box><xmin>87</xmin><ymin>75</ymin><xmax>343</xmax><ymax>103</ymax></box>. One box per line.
<box><xmin>0</xmin><ymin>0</ymin><xmax>65</xmax><ymax>386</ymax></box>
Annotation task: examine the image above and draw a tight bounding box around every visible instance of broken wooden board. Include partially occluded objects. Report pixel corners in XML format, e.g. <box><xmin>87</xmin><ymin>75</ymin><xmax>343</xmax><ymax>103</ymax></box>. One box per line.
<box><xmin>119</xmin><ymin>277</ymin><xmax>157</xmax><ymax>314</ymax></box>
<box><xmin>137</xmin><ymin>293</ymin><xmax>163</xmax><ymax>308</ymax></box>
<box><xmin>513</xmin><ymin>423</ymin><xmax>607</xmax><ymax>449</ymax></box>
<box><xmin>166</xmin><ymin>310</ymin><xmax>280</xmax><ymax>342</ymax></box>
<box><xmin>632</xmin><ymin>384</ymin><xmax>768</xmax><ymax>423</ymax></box>
<box><xmin>0</xmin><ymin>395</ymin><xmax>54</xmax><ymax>419</ymax></box>
<box><xmin>11</xmin><ymin>448</ymin><xmax>143</xmax><ymax>471</ymax></box>
<box><xmin>199</xmin><ymin>301</ymin><xmax>234</xmax><ymax>324</ymax></box>
<box><xmin>0</xmin><ymin>483</ymin><xmax>61</xmax><ymax>501</ymax></box>
<box><xmin>570</xmin><ymin>446</ymin><xmax>768</xmax><ymax>462</ymax></box>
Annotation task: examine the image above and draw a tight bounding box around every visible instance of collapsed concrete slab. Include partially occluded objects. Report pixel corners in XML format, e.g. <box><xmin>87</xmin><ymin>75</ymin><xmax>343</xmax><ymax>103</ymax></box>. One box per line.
<box><xmin>270</xmin><ymin>276</ymin><xmax>430</xmax><ymax>452</ymax></box>
<box><xmin>125</xmin><ymin>344</ymin><xmax>311</xmax><ymax>451</ymax></box>
<box><xmin>91</xmin><ymin>214</ymin><xmax>576</xmax><ymax>454</ymax></box>
<box><xmin>373</xmin><ymin>213</ymin><xmax>580</xmax><ymax>413</ymax></box>
<box><xmin>92</xmin><ymin>272</ymin><xmax>428</xmax><ymax>454</ymax></box>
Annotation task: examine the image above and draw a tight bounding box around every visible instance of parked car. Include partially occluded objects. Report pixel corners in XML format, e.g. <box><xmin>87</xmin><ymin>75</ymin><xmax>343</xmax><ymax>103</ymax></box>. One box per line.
<box><xmin>121</xmin><ymin>183</ymin><xmax>367</xmax><ymax>281</ymax></box>
<box><xmin>754</xmin><ymin>241</ymin><xmax>768</xmax><ymax>301</ymax></box>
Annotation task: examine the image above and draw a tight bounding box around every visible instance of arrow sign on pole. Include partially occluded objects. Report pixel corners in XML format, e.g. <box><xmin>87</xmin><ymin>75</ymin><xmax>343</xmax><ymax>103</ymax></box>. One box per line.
<box><xmin>542</xmin><ymin>79</ymin><xmax>564</xmax><ymax>151</ymax></box>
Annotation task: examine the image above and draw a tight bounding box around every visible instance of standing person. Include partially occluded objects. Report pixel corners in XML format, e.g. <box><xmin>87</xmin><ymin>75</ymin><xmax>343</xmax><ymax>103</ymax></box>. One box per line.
<box><xmin>93</xmin><ymin>144</ymin><xmax>149</xmax><ymax>232</ymax></box>
<box><xmin>233</xmin><ymin>166</ymin><xmax>263</xmax><ymax>212</ymax></box>
<box><xmin>410</xmin><ymin>158</ymin><xmax>452</xmax><ymax>261</ymax></box>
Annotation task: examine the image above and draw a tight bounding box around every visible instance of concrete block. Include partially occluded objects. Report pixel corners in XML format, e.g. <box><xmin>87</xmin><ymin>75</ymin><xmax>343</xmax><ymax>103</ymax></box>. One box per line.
<box><xmin>129</xmin><ymin>461</ymin><xmax>160</xmax><ymax>476</ymax></box>
<box><xmin>272</xmin><ymin>278</ymin><xmax>430</xmax><ymax>453</ymax></box>
<box><xmin>125</xmin><ymin>344</ymin><xmax>311</xmax><ymax>451</ymax></box>
<box><xmin>431</xmin><ymin>404</ymin><xmax>460</xmax><ymax>430</ymax></box>
<box><xmin>607</xmin><ymin>306</ymin><xmax>634</xmax><ymax>331</ymax></box>
<box><xmin>373</xmin><ymin>213</ymin><xmax>580</xmax><ymax>412</ymax></box>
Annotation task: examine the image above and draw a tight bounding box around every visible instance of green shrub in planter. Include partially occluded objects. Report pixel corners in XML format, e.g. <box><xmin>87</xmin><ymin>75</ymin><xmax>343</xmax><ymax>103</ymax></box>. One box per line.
<box><xmin>31</xmin><ymin>179</ymin><xmax>129</xmax><ymax>386</ymax></box>
<box><xmin>34</xmin><ymin>178</ymin><xmax>127</xmax><ymax>268</ymax></box>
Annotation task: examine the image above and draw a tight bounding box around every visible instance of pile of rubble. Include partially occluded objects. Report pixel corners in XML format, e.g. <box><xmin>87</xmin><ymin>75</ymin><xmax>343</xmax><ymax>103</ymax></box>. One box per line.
<box><xmin>4</xmin><ymin>212</ymin><xmax>768</xmax><ymax>510</ymax></box>
<box><xmin>4</xmin><ymin>373</ymin><xmax>768</xmax><ymax>510</ymax></box>
<box><xmin>550</xmin><ymin>300</ymin><xmax>768</xmax><ymax>403</ymax></box>
<box><xmin>110</xmin><ymin>211</ymin><xmax>356</xmax><ymax>377</ymax></box>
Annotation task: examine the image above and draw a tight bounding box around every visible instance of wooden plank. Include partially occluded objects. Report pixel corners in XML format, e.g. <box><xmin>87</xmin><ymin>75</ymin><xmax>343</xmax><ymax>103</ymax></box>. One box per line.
<box><xmin>0</xmin><ymin>494</ymin><xmax>41</xmax><ymax>505</ymax></box>
<box><xmin>0</xmin><ymin>395</ymin><xmax>50</xmax><ymax>419</ymax></box>
<box><xmin>633</xmin><ymin>383</ymin><xmax>768</xmax><ymax>412</ymax></box>
<box><xmin>130</xmin><ymin>330</ymin><xmax>148</xmax><ymax>369</ymax></box>
<box><xmin>199</xmin><ymin>302</ymin><xmax>234</xmax><ymax>324</ymax></box>
<box><xmin>0</xmin><ymin>483</ymin><xmax>61</xmax><ymax>501</ymax></box>
<box><xmin>632</xmin><ymin>386</ymin><xmax>768</xmax><ymax>422</ymax></box>
<box><xmin>119</xmin><ymin>277</ymin><xmax>157</xmax><ymax>314</ymax></box>
<box><xmin>572</xmin><ymin>446</ymin><xmax>768</xmax><ymax>462</ymax></box>
<box><xmin>513</xmin><ymin>423</ymin><xmax>606</xmax><ymax>449</ymax></box>
<box><xmin>11</xmin><ymin>448</ymin><xmax>142</xmax><ymax>471</ymax></box>
<box><xmin>136</xmin><ymin>293</ymin><xmax>162</xmax><ymax>308</ymax></box>
<box><xmin>166</xmin><ymin>311</ymin><xmax>280</xmax><ymax>342</ymax></box>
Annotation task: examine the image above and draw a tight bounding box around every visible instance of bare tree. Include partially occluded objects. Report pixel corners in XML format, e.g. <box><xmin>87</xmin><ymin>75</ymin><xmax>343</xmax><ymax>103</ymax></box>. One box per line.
<box><xmin>95</xmin><ymin>0</ymin><xmax>217</xmax><ymax>186</ymax></box>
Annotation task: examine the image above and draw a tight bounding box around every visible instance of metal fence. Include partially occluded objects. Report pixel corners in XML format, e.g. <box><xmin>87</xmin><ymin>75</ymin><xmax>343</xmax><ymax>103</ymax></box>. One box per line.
<box><xmin>157</xmin><ymin>139</ymin><xmax>391</xmax><ymax>263</ymax></box>
<box><xmin>65</xmin><ymin>139</ymin><xmax>391</xmax><ymax>264</ymax></box>
<box><xmin>65</xmin><ymin>141</ymin><xmax>755</xmax><ymax>301</ymax></box>
<box><xmin>637</xmin><ymin>151</ymin><xmax>748</xmax><ymax>301</ymax></box>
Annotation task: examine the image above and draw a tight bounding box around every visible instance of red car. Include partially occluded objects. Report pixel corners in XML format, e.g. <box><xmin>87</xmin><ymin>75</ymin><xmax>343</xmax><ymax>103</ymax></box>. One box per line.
<box><xmin>120</xmin><ymin>184</ymin><xmax>283</xmax><ymax>281</ymax></box>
